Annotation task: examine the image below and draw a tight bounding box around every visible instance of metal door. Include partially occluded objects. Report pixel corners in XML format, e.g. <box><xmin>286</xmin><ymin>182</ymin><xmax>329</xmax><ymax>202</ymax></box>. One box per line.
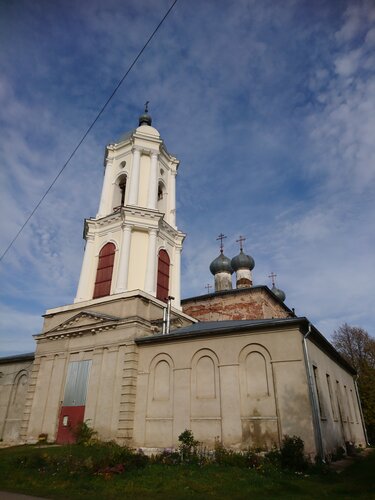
<box><xmin>56</xmin><ymin>360</ymin><xmax>91</xmax><ymax>444</ymax></box>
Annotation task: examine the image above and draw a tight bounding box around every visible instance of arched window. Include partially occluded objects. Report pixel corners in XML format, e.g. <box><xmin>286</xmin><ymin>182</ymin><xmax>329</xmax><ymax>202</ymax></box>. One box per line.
<box><xmin>157</xmin><ymin>181</ymin><xmax>167</xmax><ymax>213</ymax></box>
<box><xmin>113</xmin><ymin>174</ymin><xmax>127</xmax><ymax>212</ymax></box>
<box><xmin>93</xmin><ymin>243</ymin><xmax>116</xmax><ymax>299</ymax></box>
<box><xmin>156</xmin><ymin>249</ymin><xmax>170</xmax><ymax>302</ymax></box>
<box><xmin>119</xmin><ymin>177</ymin><xmax>127</xmax><ymax>206</ymax></box>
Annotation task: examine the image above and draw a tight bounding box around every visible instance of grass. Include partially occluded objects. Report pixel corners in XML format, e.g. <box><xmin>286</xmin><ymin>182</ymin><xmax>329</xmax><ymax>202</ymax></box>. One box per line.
<box><xmin>0</xmin><ymin>444</ymin><xmax>374</xmax><ymax>499</ymax></box>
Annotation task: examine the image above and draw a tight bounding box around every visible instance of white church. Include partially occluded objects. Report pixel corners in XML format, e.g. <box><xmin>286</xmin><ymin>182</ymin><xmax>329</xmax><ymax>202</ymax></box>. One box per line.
<box><xmin>0</xmin><ymin>110</ymin><xmax>367</xmax><ymax>459</ymax></box>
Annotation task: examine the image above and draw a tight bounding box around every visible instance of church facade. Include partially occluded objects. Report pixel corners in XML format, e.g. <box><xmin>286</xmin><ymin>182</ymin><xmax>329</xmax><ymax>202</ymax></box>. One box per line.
<box><xmin>0</xmin><ymin>112</ymin><xmax>367</xmax><ymax>459</ymax></box>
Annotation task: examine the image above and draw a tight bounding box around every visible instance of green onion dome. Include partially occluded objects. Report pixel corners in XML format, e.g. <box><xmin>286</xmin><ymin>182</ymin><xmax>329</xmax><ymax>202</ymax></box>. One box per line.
<box><xmin>271</xmin><ymin>285</ymin><xmax>286</xmax><ymax>302</ymax></box>
<box><xmin>209</xmin><ymin>253</ymin><xmax>233</xmax><ymax>275</ymax></box>
<box><xmin>231</xmin><ymin>250</ymin><xmax>255</xmax><ymax>272</ymax></box>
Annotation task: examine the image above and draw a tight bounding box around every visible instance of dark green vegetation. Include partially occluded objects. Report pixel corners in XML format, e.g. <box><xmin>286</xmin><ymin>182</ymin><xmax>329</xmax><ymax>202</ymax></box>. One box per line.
<box><xmin>333</xmin><ymin>324</ymin><xmax>375</xmax><ymax>443</ymax></box>
<box><xmin>0</xmin><ymin>440</ymin><xmax>374</xmax><ymax>499</ymax></box>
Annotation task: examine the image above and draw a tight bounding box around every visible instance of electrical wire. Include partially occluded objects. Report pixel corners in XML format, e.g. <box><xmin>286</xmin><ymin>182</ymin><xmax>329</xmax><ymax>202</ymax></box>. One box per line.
<box><xmin>0</xmin><ymin>0</ymin><xmax>179</xmax><ymax>263</ymax></box>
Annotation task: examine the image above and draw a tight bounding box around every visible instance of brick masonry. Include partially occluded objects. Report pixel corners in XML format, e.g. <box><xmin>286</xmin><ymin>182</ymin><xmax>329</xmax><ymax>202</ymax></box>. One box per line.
<box><xmin>182</xmin><ymin>286</ymin><xmax>292</xmax><ymax>322</ymax></box>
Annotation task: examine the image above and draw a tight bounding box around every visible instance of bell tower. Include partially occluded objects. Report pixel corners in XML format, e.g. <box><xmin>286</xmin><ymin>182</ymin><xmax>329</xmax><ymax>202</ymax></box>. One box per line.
<box><xmin>74</xmin><ymin>108</ymin><xmax>185</xmax><ymax>308</ymax></box>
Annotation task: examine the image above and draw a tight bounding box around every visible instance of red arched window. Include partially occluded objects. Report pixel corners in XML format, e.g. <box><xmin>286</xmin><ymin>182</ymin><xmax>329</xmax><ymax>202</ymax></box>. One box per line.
<box><xmin>93</xmin><ymin>243</ymin><xmax>116</xmax><ymax>299</ymax></box>
<box><xmin>156</xmin><ymin>249</ymin><xmax>170</xmax><ymax>302</ymax></box>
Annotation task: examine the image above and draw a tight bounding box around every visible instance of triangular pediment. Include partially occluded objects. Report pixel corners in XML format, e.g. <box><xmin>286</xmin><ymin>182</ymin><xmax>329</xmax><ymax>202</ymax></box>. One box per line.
<box><xmin>47</xmin><ymin>310</ymin><xmax>120</xmax><ymax>333</ymax></box>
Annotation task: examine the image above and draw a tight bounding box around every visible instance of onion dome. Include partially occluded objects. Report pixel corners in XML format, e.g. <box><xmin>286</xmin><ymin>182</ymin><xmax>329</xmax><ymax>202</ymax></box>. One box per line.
<box><xmin>231</xmin><ymin>250</ymin><xmax>255</xmax><ymax>272</ymax></box>
<box><xmin>209</xmin><ymin>253</ymin><xmax>233</xmax><ymax>275</ymax></box>
<box><xmin>271</xmin><ymin>285</ymin><xmax>286</xmax><ymax>302</ymax></box>
<box><xmin>139</xmin><ymin>112</ymin><xmax>152</xmax><ymax>126</ymax></box>
<box><xmin>139</xmin><ymin>101</ymin><xmax>152</xmax><ymax>126</ymax></box>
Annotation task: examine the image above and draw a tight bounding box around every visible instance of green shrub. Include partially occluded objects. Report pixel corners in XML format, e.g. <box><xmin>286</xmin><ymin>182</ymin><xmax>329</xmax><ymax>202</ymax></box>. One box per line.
<box><xmin>73</xmin><ymin>420</ymin><xmax>98</xmax><ymax>445</ymax></box>
<box><xmin>151</xmin><ymin>449</ymin><xmax>181</xmax><ymax>465</ymax></box>
<box><xmin>265</xmin><ymin>446</ymin><xmax>281</xmax><ymax>466</ymax></box>
<box><xmin>178</xmin><ymin>429</ymin><xmax>200</xmax><ymax>463</ymax></box>
<box><xmin>214</xmin><ymin>440</ymin><xmax>245</xmax><ymax>467</ymax></box>
<box><xmin>280</xmin><ymin>435</ymin><xmax>308</xmax><ymax>471</ymax></box>
<box><xmin>14</xmin><ymin>441</ymin><xmax>149</xmax><ymax>476</ymax></box>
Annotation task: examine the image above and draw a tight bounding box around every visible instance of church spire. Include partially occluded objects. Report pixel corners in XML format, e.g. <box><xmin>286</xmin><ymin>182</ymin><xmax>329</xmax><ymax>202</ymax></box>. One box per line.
<box><xmin>74</xmin><ymin>110</ymin><xmax>185</xmax><ymax>308</ymax></box>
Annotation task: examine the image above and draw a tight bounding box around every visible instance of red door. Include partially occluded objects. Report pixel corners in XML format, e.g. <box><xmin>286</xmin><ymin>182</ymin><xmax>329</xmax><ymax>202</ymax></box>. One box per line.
<box><xmin>56</xmin><ymin>360</ymin><xmax>91</xmax><ymax>444</ymax></box>
<box><xmin>56</xmin><ymin>406</ymin><xmax>85</xmax><ymax>444</ymax></box>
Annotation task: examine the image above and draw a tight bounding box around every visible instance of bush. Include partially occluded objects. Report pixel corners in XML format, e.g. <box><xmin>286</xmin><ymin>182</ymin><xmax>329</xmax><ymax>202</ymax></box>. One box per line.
<box><xmin>280</xmin><ymin>435</ymin><xmax>308</xmax><ymax>471</ymax></box>
<box><xmin>178</xmin><ymin>429</ymin><xmax>200</xmax><ymax>463</ymax></box>
<box><xmin>14</xmin><ymin>441</ymin><xmax>149</xmax><ymax>476</ymax></box>
<box><xmin>151</xmin><ymin>449</ymin><xmax>181</xmax><ymax>465</ymax></box>
<box><xmin>73</xmin><ymin>420</ymin><xmax>97</xmax><ymax>445</ymax></box>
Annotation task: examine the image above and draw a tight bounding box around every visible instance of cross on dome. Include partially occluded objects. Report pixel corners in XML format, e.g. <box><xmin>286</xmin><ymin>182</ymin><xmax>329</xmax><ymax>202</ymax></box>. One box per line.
<box><xmin>216</xmin><ymin>233</ymin><xmax>227</xmax><ymax>254</ymax></box>
<box><xmin>236</xmin><ymin>235</ymin><xmax>246</xmax><ymax>251</ymax></box>
<box><xmin>268</xmin><ymin>272</ymin><xmax>277</xmax><ymax>287</ymax></box>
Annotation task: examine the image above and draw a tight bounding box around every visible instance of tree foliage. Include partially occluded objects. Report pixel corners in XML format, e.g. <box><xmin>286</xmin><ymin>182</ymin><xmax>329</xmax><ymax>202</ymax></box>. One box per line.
<box><xmin>332</xmin><ymin>323</ymin><xmax>375</xmax><ymax>444</ymax></box>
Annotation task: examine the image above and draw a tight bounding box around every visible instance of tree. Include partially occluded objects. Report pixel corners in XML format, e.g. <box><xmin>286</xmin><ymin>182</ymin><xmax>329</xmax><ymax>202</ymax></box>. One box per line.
<box><xmin>332</xmin><ymin>324</ymin><xmax>375</xmax><ymax>444</ymax></box>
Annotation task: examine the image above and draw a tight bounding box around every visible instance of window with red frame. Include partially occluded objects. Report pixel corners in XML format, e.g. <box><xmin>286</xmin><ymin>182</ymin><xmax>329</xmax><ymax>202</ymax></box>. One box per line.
<box><xmin>93</xmin><ymin>243</ymin><xmax>115</xmax><ymax>299</ymax></box>
<box><xmin>156</xmin><ymin>249</ymin><xmax>170</xmax><ymax>302</ymax></box>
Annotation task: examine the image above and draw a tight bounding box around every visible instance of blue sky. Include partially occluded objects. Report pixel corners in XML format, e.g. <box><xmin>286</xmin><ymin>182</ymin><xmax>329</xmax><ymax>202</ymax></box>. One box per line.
<box><xmin>1</xmin><ymin>0</ymin><xmax>374</xmax><ymax>356</ymax></box>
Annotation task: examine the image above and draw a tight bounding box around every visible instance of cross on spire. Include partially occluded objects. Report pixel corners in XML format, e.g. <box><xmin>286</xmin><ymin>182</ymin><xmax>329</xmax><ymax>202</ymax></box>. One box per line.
<box><xmin>144</xmin><ymin>100</ymin><xmax>149</xmax><ymax>113</ymax></box>
<box><xmin>236</xmin><ymin>235</ymin><xmax>246</xmax><ymax>251</ymax></box>
<box><xmin>216</xmin><ymin>233</ymin><xmax>227</xmax><ymax>253</ymax></box>
<box><xmin>268</xmin><ymin>272</ymin><xmax>277</xmax><ymax>287</ymax></box>
<box><xmin>205</xmin><ymin>283</ymin><xmax>212</xmax><ymax>293</ymax></box>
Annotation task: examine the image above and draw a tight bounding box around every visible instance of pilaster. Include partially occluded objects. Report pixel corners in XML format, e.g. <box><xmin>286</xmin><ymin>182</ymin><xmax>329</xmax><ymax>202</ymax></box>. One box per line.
<box><xmin>20</xmin><ymin>357</ymin><xmax>42</xmax><ymax>442</ymax></box>
<box><xmin>128</xmin><ymin>147</ymin><xmax>141</xmax><ymax>205</ymax></box>
<box><xmin>117</xmin><ymin>343</ymin><xmax>139</xmax><ymax>444</ymax></box>
<box><xmin>145</xmin><ymin>229</ymin><xmax>157</xmax><ymax>294</ymax></box>
<box><xmin>75</xmin><ymin>234</ymin><xmax>95</xmax><ymax>303</ymax></box>
<box><xmin>115</xmin><ymin>224</ymin><xmax>132</xmax><ymax>293</ymax></box>
<box><xmin>147</xmin><ymin>151</ymin><xmax>158</xmax><ymax>210</ymax></box>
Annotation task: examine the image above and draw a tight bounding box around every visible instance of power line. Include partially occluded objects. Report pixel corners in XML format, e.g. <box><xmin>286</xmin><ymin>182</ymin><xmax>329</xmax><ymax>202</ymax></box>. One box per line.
<box><xmin>0</xmin><ymin>0</ymin><xmax>179</xmax><ymax>263</ymax></box>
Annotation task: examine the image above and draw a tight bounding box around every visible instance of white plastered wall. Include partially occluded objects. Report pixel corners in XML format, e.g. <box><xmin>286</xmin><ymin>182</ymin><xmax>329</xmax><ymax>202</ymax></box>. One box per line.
<box><xmin>306</xmin><ymin>338</ymin><xmax>366</xmax><ymax>454</ymax></box>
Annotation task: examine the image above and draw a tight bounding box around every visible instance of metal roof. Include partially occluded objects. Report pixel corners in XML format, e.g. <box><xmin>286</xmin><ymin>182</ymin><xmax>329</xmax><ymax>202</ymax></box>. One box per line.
<box><xmin>137</xmin><ymin>317</ymin><xmax>301</xmax><ymax>342</ymax></box>
<box><xmin>0</xmin><ymin>352</ymin><xmax>35</xmax><ymax>364</ymax></box>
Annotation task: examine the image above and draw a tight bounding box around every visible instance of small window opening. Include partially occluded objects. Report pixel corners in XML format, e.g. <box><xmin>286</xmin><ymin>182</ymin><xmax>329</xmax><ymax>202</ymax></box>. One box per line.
<box><xmin>326</xmin><ymin>373</ymin><xmax>337</xmax><ymax>420</ymax></box>
<box><xmin>120</xmin><ymin>179</ymin><xmax>126</xmax><ymax>206</ymax></box>
<box><xmin>344</xmin><ymin>385</ymin><xmax>353</xmax><ymax>422</ymax></box>
<box><xmin>313</xmin><ymin>366</ymin><xmax>325</xmax><ymax>419</ymax></box>
<box><xmin>158</xmin><ymin>183</ymin><xmax>164</xmax><ymax>201</ymax></box>
<box><xmin>113</xmin><ymin>174</ymin><xmax>127</xmax><ymax>212</ymax></box>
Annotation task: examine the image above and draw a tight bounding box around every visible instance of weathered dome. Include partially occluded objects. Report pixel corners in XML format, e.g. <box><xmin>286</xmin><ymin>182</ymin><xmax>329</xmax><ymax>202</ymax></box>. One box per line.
<box><xmin>209</xmin><ymin>253</ymin><xmax>233</xmax><ymax>275</ymax></box>
<box><xmin>231</xmin><ymin>250</ymin><xmax>255</xmax><ymax>272</ymax></box>
<box><xmin>271</xmin><ymin>285</ymin><xmax>286</xmax><ymax>302</ymax></box>
<box><xmin>139</xmin><ymin>112</ymin><xmax>152</xmax><ymax>126</ymax></box>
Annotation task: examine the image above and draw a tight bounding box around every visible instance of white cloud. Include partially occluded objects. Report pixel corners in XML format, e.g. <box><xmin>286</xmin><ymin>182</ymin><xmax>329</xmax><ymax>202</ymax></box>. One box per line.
<box><xmin>1</xmin><ymin>0</ymin><xmax>374</xmax><ymax>358</ymax></box>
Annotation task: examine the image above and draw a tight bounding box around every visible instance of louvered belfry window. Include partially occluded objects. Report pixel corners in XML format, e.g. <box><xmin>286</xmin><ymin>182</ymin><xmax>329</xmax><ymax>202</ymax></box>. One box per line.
<box><xmin>93</xmin><ymin>243</ymin><xmax>115</xmax><ymax>299</ymax></box>
<box><xmin>156</xmin><ymin>249</ymin><xmax>170</xmax><ymax>302</ymax></box>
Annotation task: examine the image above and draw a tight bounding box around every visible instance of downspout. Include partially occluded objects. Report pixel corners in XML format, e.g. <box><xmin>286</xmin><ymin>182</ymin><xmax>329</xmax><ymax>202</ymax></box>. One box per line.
<box><xmin>166</xmin><ymin>296</ymin><xmax>174</xmax><ymax>335</ymax></box>
<box><xmin>162</xmin><ymin>306</ymin><xmax>167</xmax><ymax>335</ymax></box>
<box><xmin>354</xmin><ymin>375</ymin><xmax>370</xmax><ymax>446</ymax></box>
<box><xmin>302</xmin><ymin>322</ymin><xmax>325</xmax><ymax>461</ymax></box>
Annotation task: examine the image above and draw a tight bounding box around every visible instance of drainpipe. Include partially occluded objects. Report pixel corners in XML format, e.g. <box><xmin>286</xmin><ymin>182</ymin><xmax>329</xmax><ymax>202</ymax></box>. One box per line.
<box><xmin>354</xmin><ymin>375</ymin><xmax>370</xmax><ymax>446</ymax></box>
<box><xmin>166</xmin><ymin>296</ymin><xmax>174</xmax><ymax>335</ymax></box>
<box><xmin>302</xmin><ymin>322</ymin><xmax>325</xmax><ymax>461</ymax></box>
<box><xmin>162</xmin><ymin>306</ymin><xmax>167</xmax><ymax>335</ymax></box>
